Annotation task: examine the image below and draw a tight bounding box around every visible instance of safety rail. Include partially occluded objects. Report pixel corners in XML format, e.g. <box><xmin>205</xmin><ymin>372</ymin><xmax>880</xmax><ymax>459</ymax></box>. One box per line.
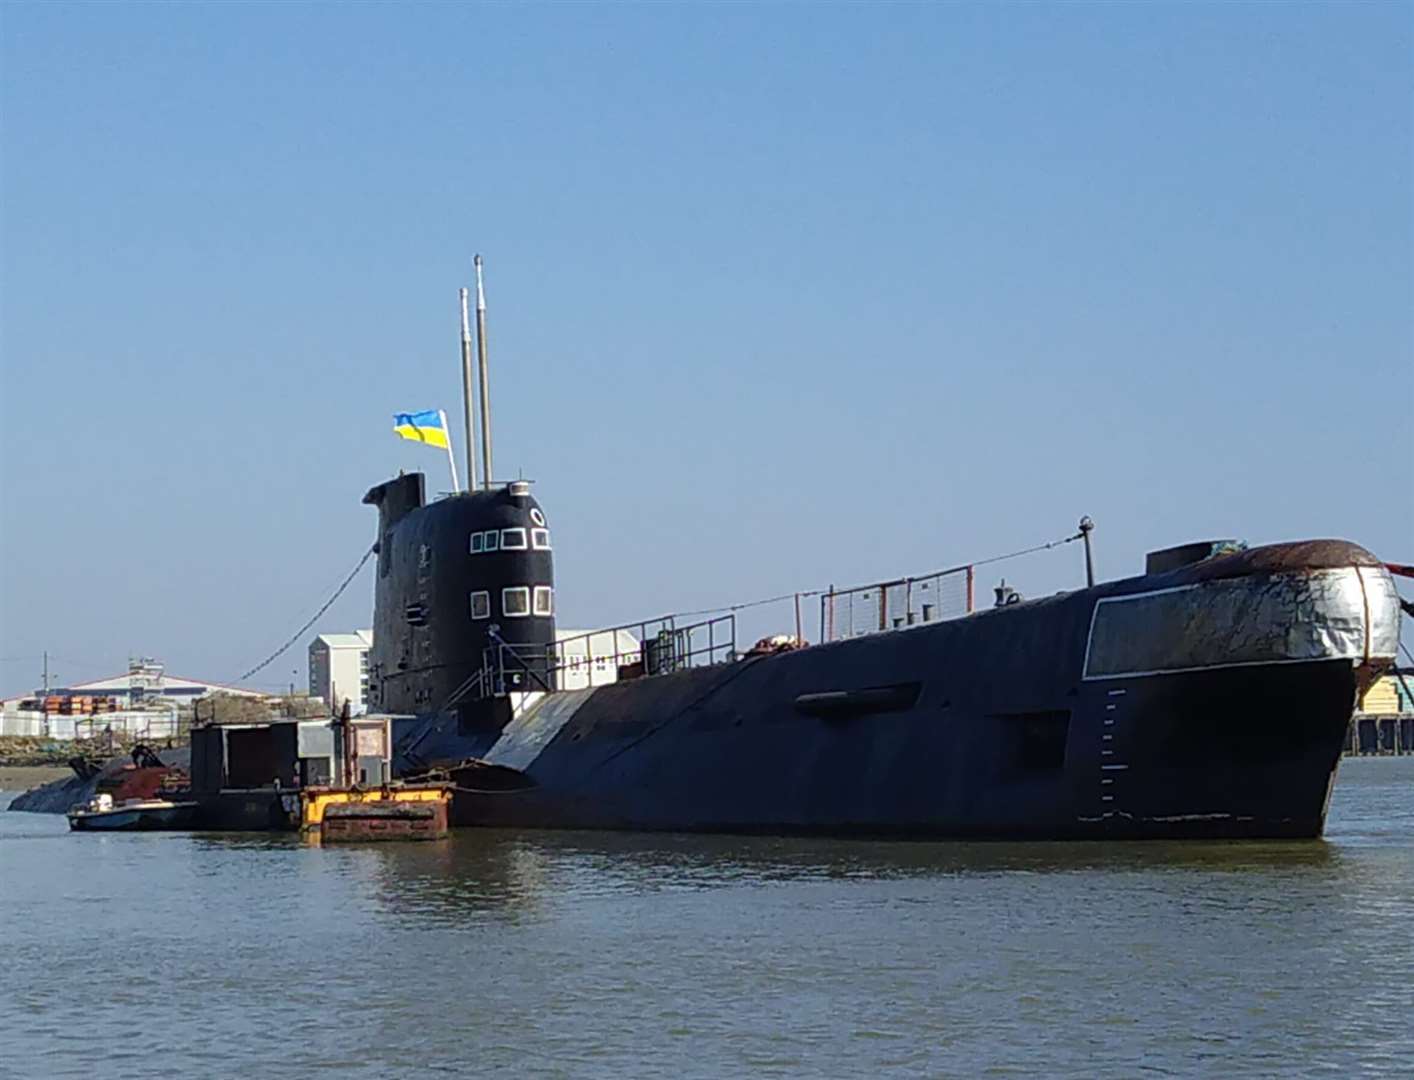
<box><xmin>475</xmin><ymin>615</ymin><xmax>737</xmax><ymax>699</ymax></box>
<box><xmin>468</xmin><ymin>527</ymin><xmax>1089</xmax><ymax>696</ymax></box>
<box><xmin>552</xmin><ymin>615</ymin><xmax>736</xmax><ymax>689</ymax></box>
<box><xmin>820</xmin><ymin>565</ymin><xmax>975</xmax><ymax>642</ymax></box>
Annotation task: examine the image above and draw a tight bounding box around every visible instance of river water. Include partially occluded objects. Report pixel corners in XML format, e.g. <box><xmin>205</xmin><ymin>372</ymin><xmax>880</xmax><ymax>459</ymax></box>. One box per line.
<box><xmin>2</xmin><ymin>759</ymin><xmax>1412</xmax><ymax>1079</ymax></box>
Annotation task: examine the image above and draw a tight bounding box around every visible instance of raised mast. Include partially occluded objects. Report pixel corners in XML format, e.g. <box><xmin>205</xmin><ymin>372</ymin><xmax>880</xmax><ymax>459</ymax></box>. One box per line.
<box><xmin>458</xmin><ymin>287</ymin><xmax>477</xmax><ymax>492</ymax></box>
<box><xmin>474</xmin><ymin>254</ymin><xmax>493</xmax><ymax>490</ymax></box>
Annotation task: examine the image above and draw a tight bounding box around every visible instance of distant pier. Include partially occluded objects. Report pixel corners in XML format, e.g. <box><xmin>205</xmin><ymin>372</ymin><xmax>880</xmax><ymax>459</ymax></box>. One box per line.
<box><xmin>1345</xmin><ymin>714</ymin><xmax>1414</xmax><ymax>756</ymax></box>
<box><xmin>1346</xmin><ymin>671</ymin><xmax>1414</xmax><ymax>756</ymax></box>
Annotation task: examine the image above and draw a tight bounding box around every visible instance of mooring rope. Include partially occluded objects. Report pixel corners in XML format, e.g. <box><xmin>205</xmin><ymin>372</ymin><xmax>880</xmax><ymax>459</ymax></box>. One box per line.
<box><xmin>236</xmin><ymin>545</ymin><xmax>376</xmax><ymax>683</ymax></box>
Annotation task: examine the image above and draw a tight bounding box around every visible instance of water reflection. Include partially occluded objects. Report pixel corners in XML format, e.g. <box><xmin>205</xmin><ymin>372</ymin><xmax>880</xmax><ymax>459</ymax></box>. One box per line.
<box><xmin>332</xmin><ymin>826</ymin><xmax>1347</xmax><ymax>924</ymax></box>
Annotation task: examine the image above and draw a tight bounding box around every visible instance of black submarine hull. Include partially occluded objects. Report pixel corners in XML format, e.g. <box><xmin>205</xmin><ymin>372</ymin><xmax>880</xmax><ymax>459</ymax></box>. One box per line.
<box><xmin>369</xmin><ymin>475</ymin><xmax>1400</xmax><ymax>840</ymax></box>
<box><xmin>438</xmin><ymin>660</ymin><xmax>1354</xmax><ymax>839</ymax></box>
<box><xmin>391</xmin><ymin>549</ymin><xmax>1398</xmax><ymax>839</ymax></box>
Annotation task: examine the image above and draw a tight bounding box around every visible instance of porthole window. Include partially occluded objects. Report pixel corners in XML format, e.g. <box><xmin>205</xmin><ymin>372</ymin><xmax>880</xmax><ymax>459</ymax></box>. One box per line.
<box><xmin>469</xmin><ymin>591</ymin><xmax>490</xmax><ymax>620</ymax></box>
<box><xmin>470</xmin><ymin>532</ymin><xmax>484</xmax><ymax>554</ymax></box>
<box><xmin>483</xmin><ymin>530</ymin><xmax>499</xmax><ymax>553</ymax></box>
<box><xmin>531</xmin><ymin>528</ymin><xmax>551</xmax><ymax>550</ymax></box>
<box><xmin>530</xmin><ymin>508</ymin><xmax>546</xmax><ymax>527</ymax></box>
<box><xmin>533</xmin><ymin>586</ymin><xmax>554</xmax><ymax>616</ymax></box>
<box><xmin>501</xmin><ymin>527</ymin><xmax>528</xmax><ymax>550</ymax></box>
<box><xmin>502</xmin><ymin>586</ymin><xmax>530</xmax><ymax>617</ymax></box>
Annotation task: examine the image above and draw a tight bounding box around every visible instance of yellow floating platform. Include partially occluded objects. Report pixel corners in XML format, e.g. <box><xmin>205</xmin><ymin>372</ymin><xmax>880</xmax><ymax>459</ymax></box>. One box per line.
<box><xmin>300</xmin><ymin>784</ymin><xmax>453</xmax><ymax>841</ymax></box>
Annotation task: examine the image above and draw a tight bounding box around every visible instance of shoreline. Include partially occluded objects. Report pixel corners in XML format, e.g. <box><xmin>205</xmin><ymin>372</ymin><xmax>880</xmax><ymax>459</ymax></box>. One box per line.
<box><xmin>0</xmin><ymin>765</ymin><xmax>71</xmax><ymax>793</ymax></box>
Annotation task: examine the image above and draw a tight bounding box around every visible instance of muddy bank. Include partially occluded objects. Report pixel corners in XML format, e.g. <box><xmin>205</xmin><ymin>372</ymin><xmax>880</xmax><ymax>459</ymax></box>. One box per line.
<box><xmin>0</xmin><ymin>765</ymin><xmax>71</xmax><ymax>792</ymax></box>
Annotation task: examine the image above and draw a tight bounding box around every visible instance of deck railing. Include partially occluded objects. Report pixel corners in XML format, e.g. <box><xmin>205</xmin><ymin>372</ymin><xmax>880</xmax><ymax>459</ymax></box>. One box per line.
<box><xmin>820</xmin><ymin>564</ymin><xmax>975</xmax><ymax>642</ymax></box>
<box><xmin>551</xmin><ymin>615</ymin><xmax>736</xmax><ymax>689</ymax></box>
<box><xmin>477</xmin><ymin>615</ymin><xmax>737</xmax><ymax>698</ymax></box>
<box><xmin>466</xmin><ymin>534</ymin><xmax>1097</xmax><ymax>697</ymax></box>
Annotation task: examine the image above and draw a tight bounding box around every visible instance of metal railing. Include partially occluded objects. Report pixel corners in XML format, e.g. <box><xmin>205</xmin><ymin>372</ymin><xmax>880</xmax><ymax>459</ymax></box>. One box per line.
<box><xmin>475</xmin><ymin>615</ymin><xmax>737</xmax><ymax>699</ymax></box>
<box><xmin>464</xmin><ymin>529</ymin><xmax>1091</xmax><ymax>695</ymax></box>
<box><xmin>820</xmin><ymin>565</ymin><xmax>975</xmax><ymax>642</ymax></box>
<box><xmin>70</xmin><ymin>710</ymin><xmax>183</xmax><ymax>741</ymax></box>
<box><xmin>551</xmin><ymin>615</ymin><xmax>736</xmax><ymax>689</ymax></box>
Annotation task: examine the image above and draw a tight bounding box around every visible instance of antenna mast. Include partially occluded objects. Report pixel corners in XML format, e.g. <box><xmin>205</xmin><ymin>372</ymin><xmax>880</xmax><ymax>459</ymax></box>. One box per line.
<box><xmin>458</xmin><ymin>287</ymin><xmax>477</xmax><ymax>491</ymax></box>
<box><xmin>474</xmin><ymin>254</ymin><xmax>493</xmax><ymax>490</ymax></box>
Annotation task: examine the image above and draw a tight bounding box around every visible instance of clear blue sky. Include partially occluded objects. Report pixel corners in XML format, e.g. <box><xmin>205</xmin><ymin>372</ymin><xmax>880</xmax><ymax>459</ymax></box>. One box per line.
<box><xmin>2</xmin><ymin>2</ymin><xmax>1410</xmax><ymax>693</ymax></box>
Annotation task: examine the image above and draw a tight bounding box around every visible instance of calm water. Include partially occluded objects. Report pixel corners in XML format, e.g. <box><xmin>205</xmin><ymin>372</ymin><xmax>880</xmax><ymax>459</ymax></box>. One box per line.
<box><xmin>3</xmin><ymin>760</ymin><xmax>1413</xmax><ymax>1079</ymax></box>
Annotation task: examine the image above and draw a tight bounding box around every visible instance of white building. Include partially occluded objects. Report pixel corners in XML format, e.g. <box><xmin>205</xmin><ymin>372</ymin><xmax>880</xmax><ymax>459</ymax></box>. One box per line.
<box><xmin>553</xmin><ymin>628</ymin><xmax>641</xmax><ymax>691</ymax></box>
<box><xmin>0</xmin><ymin>657</ymin><xmax>264</xmax><ymax>740</ymax></box>
<box><xmin>66</xmin><ymin>659</ymin><xmax>264</xmax><ymax>706</ymax></box>
<box><xmin>299</xmin><ymin>626</ymin><xmax>634</xmax><ymax>719</ymax></box>
<box><xmin>308</xmin><ymin>630</ymin><xmax>373</xmax><ymax>715</ymax></box>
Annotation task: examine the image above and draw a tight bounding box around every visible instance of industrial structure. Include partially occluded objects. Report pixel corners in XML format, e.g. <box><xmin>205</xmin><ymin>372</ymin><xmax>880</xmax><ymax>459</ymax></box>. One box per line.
<box><xmin>1347</xmin><ymin>669</ymin><xmax>1414</xmax><ymax>755</ymax></box>
<box><xmin>1</xmin><ymin>657</ymin><xmax>263</xmax><ymax>739</ymax></box>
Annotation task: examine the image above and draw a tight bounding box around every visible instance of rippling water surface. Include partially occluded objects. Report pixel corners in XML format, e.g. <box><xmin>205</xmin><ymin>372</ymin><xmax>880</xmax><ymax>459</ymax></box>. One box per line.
<box><xmin>3</xmin><ymin>759</ymin><xmax>1413</xmax><ymax>1078</ymax></box>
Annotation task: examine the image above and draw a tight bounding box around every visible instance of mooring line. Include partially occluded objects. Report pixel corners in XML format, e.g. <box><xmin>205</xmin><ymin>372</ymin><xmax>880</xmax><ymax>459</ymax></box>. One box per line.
<box><xmin>236</xmin><ymin>545</ymin><xmax>376</xmax><ymax>683</ymax></box>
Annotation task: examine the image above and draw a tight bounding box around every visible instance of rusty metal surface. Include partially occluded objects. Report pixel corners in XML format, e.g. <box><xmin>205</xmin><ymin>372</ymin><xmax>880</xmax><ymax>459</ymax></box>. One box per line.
<box><xmin>97</xmin><ymin>765</ymin><xmax>184</xmax><ymax>803</ymax></box>
<box><xmin>321</xmin><ymin>798</ymin><xmax>449</xmax><ymax>841</ymax></box>
<box><xmin>1171</xmin><ymin>539</ymin><xmax>1384</xmax><ymax>584</ymax></box>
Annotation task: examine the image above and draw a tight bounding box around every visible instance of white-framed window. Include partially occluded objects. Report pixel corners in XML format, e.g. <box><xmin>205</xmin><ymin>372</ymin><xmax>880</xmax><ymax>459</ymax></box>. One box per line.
<box><xmin>531</xmin><ymin>528</ymin><xmax>551</xmax><ymax>550</ymax></box>
<box><xmin>470</xmin><ymin>532</ymin><xmax>484</xmax><ymax>554</ymax></box>
<box><xmin>502</xmin><ymin>586</ymin><xmax>530</xmax><ymax>617</ymax></box>
<box><xmin>529</xmin><ymin>507</ymin><xmax>546</xmax><ymax>527</ymax></box>
<box><xmin>469</xmin><ymin>590</ymin><xmax>490</xmax><ymax>620</ymax></box>
<box><xmin>483</xmin><ymin>530</ymin><xmax>499</xmax><ymax>553</ymax></box>
<box><xmin>533</xmin><ymin>585</ymin><xmax>554</xmax><ymax>616</ymax></box>
<box><xmin>501</xmin><ymin>527</ymin><xmax>528</xmax><ymax>550</ymax></box>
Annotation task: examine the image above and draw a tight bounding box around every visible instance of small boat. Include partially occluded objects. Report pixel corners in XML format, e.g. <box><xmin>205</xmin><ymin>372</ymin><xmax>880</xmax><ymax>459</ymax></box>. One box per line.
<box><xmin>67</xmin><ymin>793</ymin><xmax>198</xmax><ymax>832</ymax></box>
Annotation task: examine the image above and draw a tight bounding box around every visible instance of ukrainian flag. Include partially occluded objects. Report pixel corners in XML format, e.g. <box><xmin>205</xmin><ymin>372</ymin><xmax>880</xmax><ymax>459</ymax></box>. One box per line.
<box><xmin>392</xmin><ymin>410</ymin><xmax>450</xmax><ymax>450</ymax></box>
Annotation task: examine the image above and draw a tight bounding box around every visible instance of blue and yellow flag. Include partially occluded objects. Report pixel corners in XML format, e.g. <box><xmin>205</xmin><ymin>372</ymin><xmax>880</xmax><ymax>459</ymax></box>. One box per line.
<box><xmin>392</xmin><ymin>409</ymin><xmax>450</xmax><ymax>450</ymax></box>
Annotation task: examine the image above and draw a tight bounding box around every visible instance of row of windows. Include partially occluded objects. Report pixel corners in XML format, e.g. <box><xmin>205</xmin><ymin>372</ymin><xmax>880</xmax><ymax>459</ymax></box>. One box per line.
<box><xmin>470</xmin><ymin>585</ymin><xmax>553</xmax><ymax>620</ymax></box>
<box><xmin>470</xmin><ymin>528</ymin><xmax>551</xmax><ymax>554</ymax></box>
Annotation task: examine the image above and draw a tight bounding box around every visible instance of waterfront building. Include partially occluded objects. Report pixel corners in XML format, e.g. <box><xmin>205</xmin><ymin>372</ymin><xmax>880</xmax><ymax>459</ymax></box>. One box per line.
<box><xmin>307</xmin><ymin>631</ymin><xmax>373</xmax><ymax>715</ymax></box>
<box><xmin>553</xmin><ymin>628</ymin><xmax>642</xmax><ymax>691</ymax></box>
<box><xmin>1357</xmin><ymin>670</ymin><xmax>1414</xmax><ymax>715</ymax></box>
<box><xmin>0</xmin><ymin>657</ymin><xmax>263</xmax><ymax>739</ymax></box>
<box><xmin>1348</xmin><ymin>668</ymin><xmax>1414</xmax><ymax>755</ymax></box>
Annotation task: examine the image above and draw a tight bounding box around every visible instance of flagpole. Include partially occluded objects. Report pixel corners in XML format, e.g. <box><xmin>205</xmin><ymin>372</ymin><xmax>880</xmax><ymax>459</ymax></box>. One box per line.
<box><xmin>439</xmin><ymin>409</ymin><xmax>461</xmax><ymax>493</ymax></box>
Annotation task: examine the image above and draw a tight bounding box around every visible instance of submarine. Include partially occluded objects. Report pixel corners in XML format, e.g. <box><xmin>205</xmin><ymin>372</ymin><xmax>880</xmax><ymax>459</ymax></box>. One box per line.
<box><xmin>364</xmin><ymin>263</ymin><xmax>1403</xmax><ymax>839</ymax></box>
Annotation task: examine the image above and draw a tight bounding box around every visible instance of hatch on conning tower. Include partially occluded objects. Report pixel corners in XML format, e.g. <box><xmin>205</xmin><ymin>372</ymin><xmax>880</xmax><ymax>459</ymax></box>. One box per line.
<box><xmin>1145</xmin><ymin>540</ymin><xmax>1248</xmax><ymax>575</ymax></box>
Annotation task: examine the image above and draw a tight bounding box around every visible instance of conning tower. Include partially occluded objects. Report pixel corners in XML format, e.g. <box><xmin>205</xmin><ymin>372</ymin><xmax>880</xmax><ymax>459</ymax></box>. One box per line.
<box><xmin>363</xmin><ymin>474</ymin><xmax>555</xmax><ymax>725</ymax></box>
